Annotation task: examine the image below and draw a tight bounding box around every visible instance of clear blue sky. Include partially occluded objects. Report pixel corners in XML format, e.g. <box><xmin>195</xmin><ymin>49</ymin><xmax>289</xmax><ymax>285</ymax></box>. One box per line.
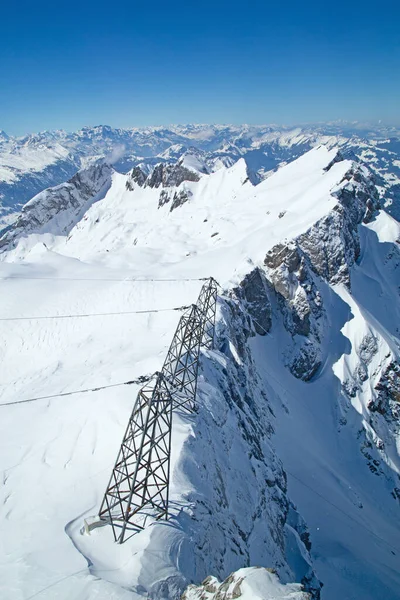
<box><xmin>1</xmin><ymin>0</ymin><xmax>399</xmax><ymax>135</ymax></box>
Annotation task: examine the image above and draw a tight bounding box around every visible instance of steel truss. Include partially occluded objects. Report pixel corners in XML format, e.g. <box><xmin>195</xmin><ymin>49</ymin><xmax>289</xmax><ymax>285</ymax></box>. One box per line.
<box><xmin>98</xmin><ymin>277</ymin><xmax>217</xmax><ymax>542</ymax></box>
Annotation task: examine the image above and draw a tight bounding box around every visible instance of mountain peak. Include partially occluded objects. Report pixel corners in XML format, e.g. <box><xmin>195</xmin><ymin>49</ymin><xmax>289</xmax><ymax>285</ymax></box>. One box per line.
<box><xmin>178</xmin><ymin>148</ymin><xmax>209</xmax><ymax>175</ymax></box>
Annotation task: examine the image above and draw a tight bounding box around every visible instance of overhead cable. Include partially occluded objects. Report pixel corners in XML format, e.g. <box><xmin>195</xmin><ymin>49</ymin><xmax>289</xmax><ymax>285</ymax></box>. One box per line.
<box><xmin>0</xmin><ymin>305</ymin><xmax>190</xmax><ymax>322</ymax></box>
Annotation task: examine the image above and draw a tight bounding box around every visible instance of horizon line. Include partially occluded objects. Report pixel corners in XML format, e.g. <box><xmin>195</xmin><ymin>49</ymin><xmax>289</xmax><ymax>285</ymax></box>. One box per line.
<box><xmin>1</xmin><ymin>119</ymin><xmax>400</xmax><ymax>140</ymax></box>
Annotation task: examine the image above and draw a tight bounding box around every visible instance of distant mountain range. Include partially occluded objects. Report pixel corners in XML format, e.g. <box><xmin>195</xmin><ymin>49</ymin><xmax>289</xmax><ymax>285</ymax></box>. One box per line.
<box><xmin>1</xmin><ymin>122</ymin><xmax>400</xmax><ymax>229</ymax></box>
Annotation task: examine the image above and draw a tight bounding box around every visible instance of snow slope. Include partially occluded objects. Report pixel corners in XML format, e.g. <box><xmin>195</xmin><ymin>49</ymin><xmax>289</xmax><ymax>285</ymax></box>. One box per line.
<box><xmin>1</xmin><ymin>122</ymin><xmax>400</xmax><ymax>227</ymax></box>
<box><xmin>182</xmin><ymin>567</ymin><xmax>311</xmax><ymax>599</ymax></box>
<box><xmin>0</xmin><ymin>146</ymin><xmax>399</xmax><ymax>600</ymax></box>
<box><xmin>1</xmin><ymin>147</ymin><xmax>353</xmax><ymax>276</ymax></box>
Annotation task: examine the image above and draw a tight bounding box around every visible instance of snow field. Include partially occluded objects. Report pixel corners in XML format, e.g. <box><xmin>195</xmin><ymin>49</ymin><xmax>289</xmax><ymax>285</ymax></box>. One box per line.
<box><xmin>0</xmin><ymin>146</ymin><xmax>399</xmax><ymax>599</ymax></box>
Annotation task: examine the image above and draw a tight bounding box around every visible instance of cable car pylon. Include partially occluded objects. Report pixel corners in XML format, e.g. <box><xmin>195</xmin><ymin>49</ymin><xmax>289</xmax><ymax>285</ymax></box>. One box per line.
<box><xmin>97</xmin><ymin>277</ymin><xmax>218</xmax><ymax>542</ymax></box>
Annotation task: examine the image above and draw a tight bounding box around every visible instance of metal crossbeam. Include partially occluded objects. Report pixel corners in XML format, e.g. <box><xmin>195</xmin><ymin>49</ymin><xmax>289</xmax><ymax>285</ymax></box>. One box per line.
<box><xmin>99</xmin><ymin>373</ymin><xmax>172</xmax><ymax>541</ymax></box>
<box><xmin>197</xmin><ymin>277</ymin><xmax>218</xmax><ymax>350</ymax></box>
<box><xmin>162</xmin><ymin>277</ymin><xmax>217</xmax><ymax>410</ymax></box>
<box><xmin>98</xmin><ymin>277</ymin><xmax>217</xmax><ymax>543</ymax></box>
<box><xmin>162</xmin><ymin>304</ymin><xmax>203</xmax><ymax>410</ymax></box>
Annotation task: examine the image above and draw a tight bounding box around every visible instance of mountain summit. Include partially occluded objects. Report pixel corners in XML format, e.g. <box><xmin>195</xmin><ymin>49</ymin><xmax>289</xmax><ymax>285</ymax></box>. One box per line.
<box><xmin>1</xmin><ymin>123</ymin><xmax>400</xmax><ymax>230</ymax></box>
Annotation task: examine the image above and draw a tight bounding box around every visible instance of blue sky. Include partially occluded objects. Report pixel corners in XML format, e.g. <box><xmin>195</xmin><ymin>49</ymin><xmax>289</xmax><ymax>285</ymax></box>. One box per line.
<box><xmin>1</xmin><ymin>0</ymin><xmax>399</xmax><ymax>135</ymax></box>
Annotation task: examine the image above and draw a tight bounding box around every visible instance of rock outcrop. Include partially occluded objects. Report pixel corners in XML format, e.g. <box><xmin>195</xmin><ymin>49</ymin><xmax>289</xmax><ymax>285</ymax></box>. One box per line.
<box><xmin>125</xmin><ymin>166</ymin><xmax>147</xmax><ymax>190</ymax></box>
<box><xmin>124</xmin><ymin>160</ymin><xmax>203</xmax><ymax>212</ymax></box>
<box><xmin>235</xmin><ymin>268</ymin><xmax>272</xmax><ymax>335</ymax></box>
<box><xmin>145</xmin><ymin>162</ymin><xmax>201</xmax><ymax>189</ymax></box>
<box><xmin>297</xmin><ymin>165</ymin><xmax>380</xmax><ymax>286</ymax></box>
<box><xmin>255</xmin><ymin>161</ymin><xmax>381</xmax><ymax>381</ymax></box>
<box><xmin>181</xmin><ymin>567</ymin><xmax>311</xmax><ymax>600</ymax></box>
<box><xmin>0</xmin><ymin>161</ymin><xmax>113</xmax><ymax>252</ymax></box>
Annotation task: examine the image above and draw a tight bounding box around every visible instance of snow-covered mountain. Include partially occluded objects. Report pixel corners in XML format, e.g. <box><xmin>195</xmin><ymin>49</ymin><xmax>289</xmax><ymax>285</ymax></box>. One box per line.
<box><xmin>0</xmin><ymin>161</ymin><xmax>113</xmax><ymax>251</ymax></box>
<box><xmin>182</xmin><ymin>567</ymin><xmax>312</xmax><ymax>599</ymax></box>
<box><xmin>0</xmin><ymin>145</ymin><xmax>399</xmax><ymax>600</ymax></box>
<box><xmin>1</xmin><ymin>122</ymin><xmax>400</xmax><ymax>229</ymax></box>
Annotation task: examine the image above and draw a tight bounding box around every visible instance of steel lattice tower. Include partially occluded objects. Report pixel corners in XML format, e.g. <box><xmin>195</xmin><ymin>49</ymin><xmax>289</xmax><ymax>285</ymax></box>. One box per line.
<box><xmin>99</xmin><ymin>373</ymin><xmax>172</xmax><ymax>541</ymax></box>
<box><xmin>98</xmin><ymin>278</ymin><xmax>217</xmax><ymax>542</ymax></box>
<box><xmin>196</xmin><ymin>276</ymin><xmax>218</xmax><ymax>350</ymax></box>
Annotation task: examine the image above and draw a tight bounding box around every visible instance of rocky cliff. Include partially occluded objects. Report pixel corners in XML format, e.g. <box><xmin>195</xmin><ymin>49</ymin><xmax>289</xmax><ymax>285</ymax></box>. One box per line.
<box><xmin>181</xmin><ymin>567</ymin><xmax>311</xmax><ymax>600</ymax></box>
<box><xmin>0</xmin><ymin>161</ymin><xmax>113</xmax><ymax>252</ymax></box>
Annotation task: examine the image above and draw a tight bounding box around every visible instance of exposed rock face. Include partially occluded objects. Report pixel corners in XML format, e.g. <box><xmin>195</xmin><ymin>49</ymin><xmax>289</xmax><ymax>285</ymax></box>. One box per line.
<box><xmin>229</xmin><ymin>159</ymin><xmax>400</xmax><ymax>521</ymax></box>
<box><xmin>125</xmin><ymin>166</ymin><xmax>147</xmax><ymax>190</ymax></box>
<box><xmin>179</xmin><ymin>295</ymin><xmax>322</xmax><ymax>600</ymax></box>
<box><xmin>147</xmin><ymin>293</ymin><xmax>322</xmax><ymax>599</ymax></box>
<box><xmin>176</xmin><ymin>154</ymin><xmax>397</xmax><ymax>598</ymax></box>
<box><xmin>157</xmin><ymin>187</ymin><xmax>193</xmax><ymax>211</ymax></box>
<box><xmin>170</xmin><ymin>188</ymin><xmax>192</xmax><ymax>211</ymax></box>
<box><xmin>158</xmin><ymin>189</ymin><xmax>170</xmax><ymax>208</ymax></box>
<box><xmin>235</xmin><ymin>268</ymin><xmax>272</xmax><ymax>335</ymax></box>
<box><xmin>373</xmin><ymin>361</ymin><xmax>400</xmax><ymax>412</ymax></box>
<box><xmin>323</xmin><ymin>149</ymin><xmax>345</xmax><ymax>172</ymax></box>
<box><xmin>343</xmin><ymin>333</ymin><xmax>379</xmax><ymax>398</ymax></box>
<box><xmin>297</xmin><ymin>165</ymin><xmax>380</xmax><ymax>286</ymax></box>
<box><xmin>342</xmin><ymin>347</ymin><xmax>400</xmax><ymax>491</ymax></box>
<box><xmin>265</xmin><ymin>244</ymin><xmax>315</xmax><ymax>337</ymax></box>
<box><xmin>263</xmin><ymin>243</ymin><xmax>324</xmax><ymax>380</ymax></box>
<box><xmin>367</xmin><ymin>361</ymin><xmax>400</xmax><ymax>472</ymax></box>
<box><xmin>181</xmin><ymin>567</ymin><xmax>312</xmax><ymax>600</ymax></box>
<box><xmin>256</xmin><ymin>162</ymin><xmax>381</xmax><ymax>381</ymax></box>
<box><xmin>0</xmin><ymin>161</ymin><xmax>113</xmax><ymax>251</ymax></box>
<box><xmin>264</xmin><ymin>242</ymin><xmax>301</xmax><ymax>273</ymax></box>
<box><xmin>145</xmin><ymin>162</ymin><xmax>200</xmax><ymax>189</ymax></box>
<box><xmin>140</xmin><ymin>161</ymin><xmax>202</xmax><ymax>211</ymax></box>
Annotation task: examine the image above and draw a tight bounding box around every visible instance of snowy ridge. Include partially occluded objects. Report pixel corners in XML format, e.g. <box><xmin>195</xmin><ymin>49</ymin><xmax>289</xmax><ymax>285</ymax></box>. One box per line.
<box><xmin>1</xmin><ymin>122</ymin><xmax>400</xmax><ymax>227</ymax></box>
<box><xmin>182</xmin><ymin>567</ymin><xmax>311</xmax><ymax>599</ymax></box>
<box><xmin>0</xmin><ymin>146</ymin><xmax>399</xmax><ymax>600</ymax></box>
<box><xmin>0</xmin><ymin>161</ymin><xmax>113</xmax><ymax>252</ymax></box>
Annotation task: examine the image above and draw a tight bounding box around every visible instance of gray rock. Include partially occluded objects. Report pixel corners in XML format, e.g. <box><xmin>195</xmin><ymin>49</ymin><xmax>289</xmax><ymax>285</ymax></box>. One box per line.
<box><xmin>236</xmin><ymin>268</ymin><xmax>272</xmax><ymax>335</ymax></box>
<box><xmin>297</xmin><ymin>165</ymin><xmax>380</xmax><ymax>286</ymax></box>
<box><xmin>289</xmin><ymin>343</ymin><xmax>321</xmax><ymax>381</ymax></box>
<box><xmin>158</xmin><ymin>189</ymin><xmax>171</xmax><ymax>208</ymax></box>
<box><xmin>264</xmin><ymin>242</ymin><xmax>301</xmax><ymax>272</ymax></box>
<box><xmin>126</xmin><ymin>166</ymin><xmax>147</xmax><ymax>190</ymax></box>
<box><xmin>145</xmin><ymin>162</ymin><xmax>200</xmax><ymax>189</ymax></box>
<box><xmin>371</xmin><ymin>361</ymin><xmax>400</xmax><ymax>416</ymax></box>
<box><xmin>0</xmin><ymin>161</ymin><xmax>113</xmax><ymax>251</ymax></box>
<box><xmin>170</xmin><ymin>188</ymin><xmax>192</xmax><ymax>212</ymax></box>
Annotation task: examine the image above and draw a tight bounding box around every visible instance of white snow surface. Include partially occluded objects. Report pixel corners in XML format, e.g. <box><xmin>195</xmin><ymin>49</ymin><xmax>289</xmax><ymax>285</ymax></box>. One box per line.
<box><xmin>2</xmin><ymin>146</ymin><xmax>352</xmax><ymax>282</ymax></box>
<box><xmin>179</xmin><ymin>151</ymin><xmax>209</xmax><ymax>174</ymax></box>
<box><xmin>2</xmin><ymin>121</ymin><xmax>400</xmax><ymax>226</ymax></box>
<box><xmin>1</xmin><ymin>146</ymin><xmax>400</xmax><ymax>600</ymax></box>
<box><xmin>0</xmin><ymin>143</ymin><xmax>71</xmax><ymax>178</ymax></box>
<box><xmin>182</xmin><ymin>567</ymin><xmax>310</xmax><ymax>599</ymax></box>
